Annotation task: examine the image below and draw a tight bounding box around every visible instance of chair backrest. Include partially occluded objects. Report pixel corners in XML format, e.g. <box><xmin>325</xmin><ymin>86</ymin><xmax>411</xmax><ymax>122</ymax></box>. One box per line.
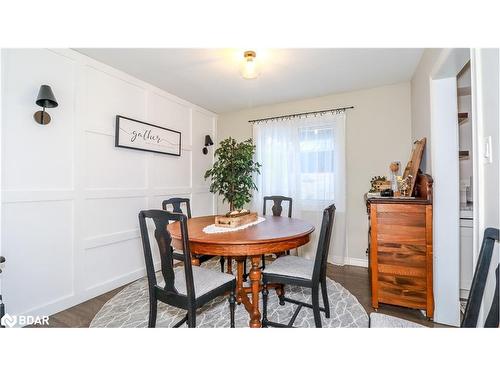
<box><xmin>461</xmin><ymin>227</ymin><xmax>499</xmax><ymax>328</ymax></box>
<box><xmin>138</xmin><ymin>209</ymin><xmax>195</xmax><ymax>302</ymax></box>
<box><xmin>162</xmin><ymin>197</ymin><xmax>192</xmax><ymax>219</ymax></box>
<box><xmin>263</xmin><ymin>196</ymin><xmax>292</xmax><ymax>217</ymax></box>
<box><xmin>312</xmin><ymin>204</ymin><xmax>336</xmax><ymax>283</ymax></box>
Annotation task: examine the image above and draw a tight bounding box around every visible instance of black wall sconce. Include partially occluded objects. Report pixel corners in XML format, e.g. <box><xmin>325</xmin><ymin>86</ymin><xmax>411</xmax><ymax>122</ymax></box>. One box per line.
<box><xmin>34</xmin><ymin>85</ymin><xmax>58</xmax><ymax>125</ymax></box>
<box><xmin>203</xmin><ymin>135</ymin><xmax>214</xmax><ymax>154</ymax></box>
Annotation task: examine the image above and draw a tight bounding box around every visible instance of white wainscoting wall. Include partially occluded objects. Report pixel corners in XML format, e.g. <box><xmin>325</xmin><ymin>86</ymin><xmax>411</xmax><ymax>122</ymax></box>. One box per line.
<box><xmin>1</xmin><ymin>49</ymin><xmax>217</xmax><ymax>320</ymax></box>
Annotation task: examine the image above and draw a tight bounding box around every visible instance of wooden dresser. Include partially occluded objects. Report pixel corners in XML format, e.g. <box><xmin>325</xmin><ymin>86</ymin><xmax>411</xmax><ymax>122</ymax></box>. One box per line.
<box><xmin>366</xmin><ymin>173</ymin><xmax>434</xmax><ymax>319</ymax></box>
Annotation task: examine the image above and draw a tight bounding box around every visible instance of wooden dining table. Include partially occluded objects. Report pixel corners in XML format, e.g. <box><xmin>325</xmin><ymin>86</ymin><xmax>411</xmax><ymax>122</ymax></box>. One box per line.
<box><xmin>167</xmin><ymin>215</ymin><xmax>314</xmax><ymax>328</ymax></box>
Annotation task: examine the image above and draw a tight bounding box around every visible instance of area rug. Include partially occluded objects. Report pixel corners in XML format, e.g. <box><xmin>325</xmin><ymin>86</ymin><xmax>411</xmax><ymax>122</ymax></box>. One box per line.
<box><xmin>90</xmin><ymin>258</ymin><xmax>368</xmax><ymax>328</ymax></box>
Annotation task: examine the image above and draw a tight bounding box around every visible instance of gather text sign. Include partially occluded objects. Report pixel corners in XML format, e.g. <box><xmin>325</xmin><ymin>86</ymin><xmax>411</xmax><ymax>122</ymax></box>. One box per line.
<box><xmin>115</xmin><ymin>115</ymin><xmax>181</xmax><ymax>156</ymax></box>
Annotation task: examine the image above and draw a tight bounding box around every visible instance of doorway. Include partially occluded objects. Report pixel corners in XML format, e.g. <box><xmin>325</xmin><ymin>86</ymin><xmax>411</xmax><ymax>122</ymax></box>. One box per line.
<box><xmin>430</xmin><ymin>48</ymin><xmax>470</xmax><ymax>326</ymax></box>
<box><xmin>456</xmin><ymin>62</ymin><xmax>474</xmax><ymax>312</ymax></box>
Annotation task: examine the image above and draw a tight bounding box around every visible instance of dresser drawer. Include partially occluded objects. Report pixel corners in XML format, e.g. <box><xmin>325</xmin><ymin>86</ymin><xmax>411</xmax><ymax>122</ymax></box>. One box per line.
<box><xmin>378</xmin><ymin>273</ymin><xmax>427</xmax><ymax>309</ymax></box>
<box><xmin>376</xmin><ymin>204</ymin><xmax>427</xmax><ymax>245</ymax></box>
<box><xmin>377</xmin><ymin>244</ymin><xmax>427</xmax><ymax>268</ymax></box>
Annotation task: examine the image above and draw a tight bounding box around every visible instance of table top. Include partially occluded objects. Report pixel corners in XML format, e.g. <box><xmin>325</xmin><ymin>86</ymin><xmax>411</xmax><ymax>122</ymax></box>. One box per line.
<box><xmin>167</xmin><ymin>215</ymin><xmax>315</xmax><ymax>257</ymax></box>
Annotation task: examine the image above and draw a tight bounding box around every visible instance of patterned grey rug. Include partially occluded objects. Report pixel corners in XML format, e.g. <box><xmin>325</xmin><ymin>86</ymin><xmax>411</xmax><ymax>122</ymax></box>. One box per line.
<box><xmin>90</xmin><ymin>258</ymin><xmax>368</xmax><ymax>328</ymax></box>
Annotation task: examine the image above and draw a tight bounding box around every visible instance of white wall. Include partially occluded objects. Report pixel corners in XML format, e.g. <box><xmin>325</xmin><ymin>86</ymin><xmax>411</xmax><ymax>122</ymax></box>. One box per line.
<box><xmin>0</xmin><ymin>49</ymin><xmax>3</xmax><ymax>295</ymax></box>
<box><xmin>410</xmin><ymin>49</ymin><xmax>445</xmax><ymax>174</ymax></box>
<box><xmin>217</xmin><ymin>82</ymin><xmax>413</xmax><ymax>266</ymax></box>
<box><xmin>1</xmin><ymin>49</ymin><xmax>217</xmax><ymax>319</ymax></box>
<box><xmin>472</xmin><ymin>48</ymin><xmax>499</xmax><ymax>325</ymax></box>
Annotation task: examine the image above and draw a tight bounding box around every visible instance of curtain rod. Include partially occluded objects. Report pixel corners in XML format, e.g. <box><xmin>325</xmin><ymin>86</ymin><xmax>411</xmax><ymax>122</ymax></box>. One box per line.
<box><xmin>248</xmin><ymin>106</ymin><xmax>354</xmax><ymax>124</ymax></box>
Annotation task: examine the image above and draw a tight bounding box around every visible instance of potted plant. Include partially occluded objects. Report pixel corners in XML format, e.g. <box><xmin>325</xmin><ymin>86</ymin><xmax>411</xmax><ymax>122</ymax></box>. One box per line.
<box><xmin>204</xmin><ymin>137</ymin><xmax>261</xmax><ymax>216</ymax></box>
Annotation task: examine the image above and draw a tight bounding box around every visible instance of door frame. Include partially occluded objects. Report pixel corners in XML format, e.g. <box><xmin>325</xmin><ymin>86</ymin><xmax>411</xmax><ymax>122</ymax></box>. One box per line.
<box><xmin>429</xmin><ymin>48</ymin><xmax>470</xmax><ymax>326</ymax></box>
<box><xmin>0</xmin><ymin>49</ymin><xmax>3</xmax><ymax>297</ymax></box>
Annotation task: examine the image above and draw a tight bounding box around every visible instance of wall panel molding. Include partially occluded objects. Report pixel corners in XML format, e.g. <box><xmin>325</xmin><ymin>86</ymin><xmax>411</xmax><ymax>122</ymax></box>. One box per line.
<box><xmin>1</xmin><ymin>48</ymin><xmax>218</xmax><ymax>320</ymax></box>
<box><xmin>84</xmin><ymin>229</ymin><xmax>140</xmax><ymax>250</ymax></box>
<box><xmin>3</xmin><ymin>189</ymin><xmax>76</xmax><ymax>203</ymax></box>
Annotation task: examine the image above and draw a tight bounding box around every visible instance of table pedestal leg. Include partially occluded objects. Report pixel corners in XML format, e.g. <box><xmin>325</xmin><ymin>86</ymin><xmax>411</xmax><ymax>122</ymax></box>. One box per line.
<box><xmin>236</xmin><ymin>257</ymin><xmax>244</xmax><ymax>305</ymax></box>
<box><xmin>249</xmin><ymin>255</ymin><xmax>262</xmax><ymax>328</ymax></box>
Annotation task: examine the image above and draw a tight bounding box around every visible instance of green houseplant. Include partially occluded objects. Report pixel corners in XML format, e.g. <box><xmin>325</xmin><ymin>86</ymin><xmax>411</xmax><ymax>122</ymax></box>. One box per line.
<box><xmin>204</xmin><ymin>137</ymin><xmax>261</xmax><ymax>213</ymax></box>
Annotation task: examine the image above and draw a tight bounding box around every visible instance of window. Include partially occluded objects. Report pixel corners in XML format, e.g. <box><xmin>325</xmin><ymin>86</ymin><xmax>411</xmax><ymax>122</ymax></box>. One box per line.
<box><xmin>299</xmin><ymin>125</ymin><xmax>335</xmax><ymax>201</ymax></box>
<box><xmin>253</xmin><ymin>111</ymin><xmax>346</xmax><ymax>262</ymax></box>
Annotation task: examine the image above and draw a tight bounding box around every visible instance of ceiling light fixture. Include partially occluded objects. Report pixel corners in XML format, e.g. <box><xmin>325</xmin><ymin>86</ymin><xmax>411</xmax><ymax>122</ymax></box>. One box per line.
<box><xmin>242</xmin><ymin>50</ymin><xmax>258</xmax><ymax>79</ymax></box>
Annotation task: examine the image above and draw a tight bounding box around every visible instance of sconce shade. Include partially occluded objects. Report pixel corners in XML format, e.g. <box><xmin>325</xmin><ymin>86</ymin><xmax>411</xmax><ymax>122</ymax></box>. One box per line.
<box><xmin>203</xmin><ymin>135</ymin><xmax>214</xmax><ymax>154</ymax></box>
<box><xmin>36</xmin><ymin>85</ymin><xmax>58</xmax><ymax>108</ymax></box>
<box><xmin>205</xmin><ymin>135</ymin><xmax>214</xmax><ymax>147</ymax></box>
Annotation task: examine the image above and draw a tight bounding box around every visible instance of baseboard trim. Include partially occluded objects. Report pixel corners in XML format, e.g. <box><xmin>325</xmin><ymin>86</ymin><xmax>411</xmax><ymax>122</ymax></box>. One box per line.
<box><xmin>347</xmin><ymin>257</ymin><xmax>369</xmax><ymax>268</ymax></box>
<box><xmin>330</xmin><ymin>256</ymin><xmax>368</xmax><ymax>268</ymax></box>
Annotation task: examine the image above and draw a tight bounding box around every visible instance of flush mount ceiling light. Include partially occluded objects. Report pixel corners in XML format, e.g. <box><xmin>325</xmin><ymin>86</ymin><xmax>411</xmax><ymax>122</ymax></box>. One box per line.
<box><xmin>241</xmin><ymin>50</ymin><xmax>258</xmax><ymax>79</ymax></box>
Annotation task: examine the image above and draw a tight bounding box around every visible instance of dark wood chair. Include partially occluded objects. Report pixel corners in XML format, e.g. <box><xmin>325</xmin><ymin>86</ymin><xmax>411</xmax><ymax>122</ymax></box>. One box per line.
<box><xmin>162</xmin><ymin>197</ymin><xmax>225</xmax><ymax>272</ymax></box>
<box><xmin>370</xmin><ymin>227</ymin><xmax>499</xmax><ymax>328</ymax></box>
<box><xmin>243</xmin><ymin>196</ymin><xmax>293</xmax><ymax>281</ymax></box>
<box><xmin>138</xmin><ymin>209</ymin><xmax>236</xmax><ymax>328</ymax></box>
<box><xmin>262</xmin><ymin>203</ymin><xmax>335</xmax><ymax>328</ymax></box>
<box><xmin>461</xmin><ymin>227</ymin><xmax>499</xmax><ymax>328</ymax></box>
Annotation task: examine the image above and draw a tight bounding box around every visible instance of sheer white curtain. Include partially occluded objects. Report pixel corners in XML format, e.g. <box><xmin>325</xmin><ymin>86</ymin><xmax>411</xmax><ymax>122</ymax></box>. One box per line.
<box><xmin>253</xmin><ymin>111</ymin><xmax>347</xmax><ymax>264</ymax></box>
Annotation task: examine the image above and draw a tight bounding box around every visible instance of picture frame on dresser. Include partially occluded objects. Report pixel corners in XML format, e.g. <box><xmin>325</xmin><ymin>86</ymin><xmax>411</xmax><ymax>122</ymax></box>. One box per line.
<box><xmin>115</xmin><ymin>115</ymin><xmax>182</xmax><ymax>156</ymax></box>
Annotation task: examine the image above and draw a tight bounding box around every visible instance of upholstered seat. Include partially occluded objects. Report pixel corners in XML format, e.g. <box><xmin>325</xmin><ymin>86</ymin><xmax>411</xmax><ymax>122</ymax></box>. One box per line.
<box><xmin>262</xmin><ymin>255</ymin><xmax>314</xmax><ymax>281</ymax></box>
<box><xmin>170</xmin><ymin>266</ymin><xmax>235</xmax><ymax>298</ymax></box>
<box><xmin>369</xmin><ymin>313</ymin><xmax>424</xmax><ymax>328</ymax></box>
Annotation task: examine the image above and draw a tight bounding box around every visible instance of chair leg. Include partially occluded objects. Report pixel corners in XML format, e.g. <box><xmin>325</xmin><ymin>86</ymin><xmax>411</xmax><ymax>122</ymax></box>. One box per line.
<box><xmin>321</xmin><ymin>278</ymin><xmax>330</xmax><ymax>319</ymax></box>
<box><xmin>148</xmin><ymin>297</ymin><xmax>157</xmax><ymax>328</ymax></box>
<box><xmin>278</xmin><ymin>285</ymin><xmax>286</xmax><ymax>306</ymax></box>
<box><xmin>187</xmin><ymin>307</ymin><xmax>196</xmax><ymax>328</ymax></box>
<box><xmin>312</xmin><ymin>286</ymin><xmax>322</xmax><ymax>328</ymax></box>
<box><xmin>243</xmin><ymin>257</ymin><xmax>248</xmax><ymax>281</ymax></box>
<box><xmin>261</xmin><ymin>254</ymin><xmax>266</xmax><ymax>270</ymax></box>
<box><xmin>229</xmin><ymin>290</ymin><xmax>236</xmax><ymax>328</ymax></box>
<box><xmin>220</xmin><ymin>256</ymin><xmax>225</xmax><ymax>273</ymax></box>
<box><xmin>262</xmin><ymin>283</ymin><xmax>269</xmax><ymax>327</ymax></box>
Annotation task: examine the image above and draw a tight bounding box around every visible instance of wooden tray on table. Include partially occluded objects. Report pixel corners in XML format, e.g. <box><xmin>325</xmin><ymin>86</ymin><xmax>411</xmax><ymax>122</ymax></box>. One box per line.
<box><xmin>215</xmin><ymin>212</ymin><xmax>258</xmax><ymax>228</ymax></box>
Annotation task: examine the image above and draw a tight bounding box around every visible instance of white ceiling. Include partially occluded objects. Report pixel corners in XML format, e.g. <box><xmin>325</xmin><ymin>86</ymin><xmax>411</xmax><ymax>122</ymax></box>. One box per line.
<box><xmin>76</xmin><ymin>48</ymin><xmax>423</xmax><ymax>113</ymax></box>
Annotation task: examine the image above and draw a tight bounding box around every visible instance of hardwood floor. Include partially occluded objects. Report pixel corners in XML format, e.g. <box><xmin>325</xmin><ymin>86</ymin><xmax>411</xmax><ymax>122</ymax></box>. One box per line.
<box><xmin>32</xmin><ymin>262</ymin><xmax>446</xmax><ymax>328</ymax></box>
<box><xmin>30</xmin><ymin>286</ymin><xmax>126</xmax><ymax>328</ymax></box>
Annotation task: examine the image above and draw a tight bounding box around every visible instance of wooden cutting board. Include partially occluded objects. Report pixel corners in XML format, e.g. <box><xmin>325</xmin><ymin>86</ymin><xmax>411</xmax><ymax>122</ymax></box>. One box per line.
<box><xmin>215</xmin><ymin>212</ymin><xmax>259</xmax><ymax>228</ymax></box>
<box><xmin>402</xmin><ymin>138</ymin><xmax>426</xmax><ymax>196</ymax></box>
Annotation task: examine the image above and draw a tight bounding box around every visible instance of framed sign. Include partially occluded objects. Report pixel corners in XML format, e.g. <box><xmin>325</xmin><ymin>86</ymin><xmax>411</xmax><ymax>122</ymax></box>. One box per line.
<box><xmin>115</xmin><ymin>115</ymin><xmax>182</xmax><ymax>156</ymax></box>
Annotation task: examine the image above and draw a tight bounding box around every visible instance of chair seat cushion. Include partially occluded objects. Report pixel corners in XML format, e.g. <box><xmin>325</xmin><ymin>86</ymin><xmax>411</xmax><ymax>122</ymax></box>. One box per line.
<box><xmin>173</xmin><ymin>266</ymin><xmax>235</xmax><ymax>298</ymax></box>
<box><xmin>262</xmin><ymin>255</ymin><xmax>314</xmax><ymax>280</ymax></box>
<box><xmin>369</xmin><ymin>313</ymin><xmax>425</xmax><ymax>328</ymax></box>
